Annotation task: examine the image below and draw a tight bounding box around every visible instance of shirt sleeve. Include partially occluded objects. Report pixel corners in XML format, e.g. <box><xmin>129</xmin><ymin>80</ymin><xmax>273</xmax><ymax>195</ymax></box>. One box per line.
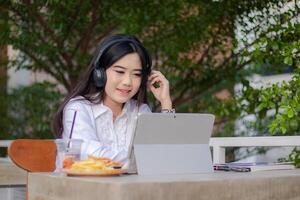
<box><xmin>62</xmin><ymin>100</ymin><xmax>128</xmax><ymax>161</ymax></box>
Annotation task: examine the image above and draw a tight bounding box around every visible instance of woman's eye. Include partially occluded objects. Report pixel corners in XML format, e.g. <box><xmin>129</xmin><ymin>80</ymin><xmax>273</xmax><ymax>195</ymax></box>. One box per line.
<box><xmin>134</xmin><ymin>74</ymin><xmax>142</xmax><ymax>77</ymax></box>
<box><xmin>115</xmin><ymin>71</ymin><xmax>125</xmax><ymax>74</ymax></box>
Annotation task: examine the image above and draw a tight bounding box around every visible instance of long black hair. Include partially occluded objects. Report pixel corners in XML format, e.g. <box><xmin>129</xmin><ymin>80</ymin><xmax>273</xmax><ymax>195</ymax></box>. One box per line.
<box><xmin>52</xmin><ymin>34</ymin><xmax>152</xmax><ymax>138</ymax></box>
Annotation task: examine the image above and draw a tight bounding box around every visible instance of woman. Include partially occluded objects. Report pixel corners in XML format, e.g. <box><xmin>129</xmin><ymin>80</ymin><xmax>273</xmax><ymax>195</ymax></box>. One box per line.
<box><xmin>52</xmin><ymin>34</ymin><xmax>173</xmax><ymax>166</ymax></box>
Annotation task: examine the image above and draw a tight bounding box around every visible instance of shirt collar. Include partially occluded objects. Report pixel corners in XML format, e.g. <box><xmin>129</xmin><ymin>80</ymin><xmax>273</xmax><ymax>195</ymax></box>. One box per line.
<box><xmin>91</xmin><ymin>102</ymin><xmax>107</xmax><ymax>119</ymax></box>
<box><xmin>91</xmin><ymin>100</ymin><xmax>132</xmax><ymax>119</ymax></box>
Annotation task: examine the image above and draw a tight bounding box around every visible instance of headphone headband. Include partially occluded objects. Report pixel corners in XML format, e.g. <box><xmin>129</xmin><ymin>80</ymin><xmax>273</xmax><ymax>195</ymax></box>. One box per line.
<box><xmin>94</xmin><ymin>38</ymin><xmax>150</xmax><ymax>69</ymax></box>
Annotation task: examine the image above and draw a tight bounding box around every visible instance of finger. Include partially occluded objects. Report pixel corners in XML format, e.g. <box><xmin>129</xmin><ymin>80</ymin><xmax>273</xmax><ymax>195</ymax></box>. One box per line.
<box><xmin>150</xmin><ymin>77</ymin><xmax>163</xmax><ymax>85</ymax></box>
<box><xmin>148</xmin><ymin>74</ymin><xmax>160</xmax><ymax>81</ymax></box>
<box><xmin>149</xmin><ymin>85</ymin><xmax>160</xmax><ymax>96</ymax></box>
<box><xmin>147</xmin><ymin>82</ymin><xmax>156</xmax><ymax>92</ymax></box>
<box><xmin>147</xmin><ymin>79</ymin><xmax>161</xmax><ymax>90</ymax></box>
<box><xmin>149</xmin><ymin>71</ymin><xmax>167</xmax><ymax>81</ymax></box>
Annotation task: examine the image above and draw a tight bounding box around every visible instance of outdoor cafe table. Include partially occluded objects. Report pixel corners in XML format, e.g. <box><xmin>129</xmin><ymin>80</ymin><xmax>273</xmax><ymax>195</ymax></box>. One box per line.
<box><xmin>28</xmin><ymin>169</ymin><xmax>300</xmax><ymax>200</ymax></box>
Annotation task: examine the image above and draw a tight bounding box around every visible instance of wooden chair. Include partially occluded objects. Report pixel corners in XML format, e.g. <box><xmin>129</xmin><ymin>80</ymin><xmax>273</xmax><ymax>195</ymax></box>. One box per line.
<box><xmin>8</xmin><ymin>139</ymin><xmax>57</xmax><ymax>200</ymax></box>
<box><xmin>8</xmin><ymin>139</ymin><xmax>56</xmax><ymax>172</ymax></box>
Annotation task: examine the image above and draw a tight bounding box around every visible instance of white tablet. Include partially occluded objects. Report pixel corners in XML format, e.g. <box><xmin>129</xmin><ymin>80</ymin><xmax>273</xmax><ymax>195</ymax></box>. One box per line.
<box><xmin>128</xmin><ymin>113</ymin><xmax>215</xmax><ymax>175</ymax></box>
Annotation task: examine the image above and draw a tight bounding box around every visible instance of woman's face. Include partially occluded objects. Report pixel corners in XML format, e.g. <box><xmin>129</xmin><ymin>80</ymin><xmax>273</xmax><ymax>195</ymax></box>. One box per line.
<box><xmin>103</xmin><ymin>53</ymin><xmax>142</xmax><ymax>106</ymax></box>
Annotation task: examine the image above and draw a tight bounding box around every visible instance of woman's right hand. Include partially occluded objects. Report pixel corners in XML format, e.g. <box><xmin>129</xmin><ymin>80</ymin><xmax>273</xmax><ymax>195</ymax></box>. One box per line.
<box><xmin>147</xmin><ymin>70</ymin><xmax>172</xmax><ymax>109</ymax></box>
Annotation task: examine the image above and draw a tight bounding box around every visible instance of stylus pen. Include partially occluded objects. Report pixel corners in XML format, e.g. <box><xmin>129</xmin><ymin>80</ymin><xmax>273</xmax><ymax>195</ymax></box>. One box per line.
<box><xmin>229</xmin><ymin>167</ymin><xmax>251</xmax><ymax>172</ymax></box>
<box><xmin>214</xmin><ymin>165</ymin><xmax>251</xmax><ymax>172</ymax></box>
<box><xmin>214</xmin><ymin>165</ymin><xmax>230</xmax><ymax>171</ymax></box>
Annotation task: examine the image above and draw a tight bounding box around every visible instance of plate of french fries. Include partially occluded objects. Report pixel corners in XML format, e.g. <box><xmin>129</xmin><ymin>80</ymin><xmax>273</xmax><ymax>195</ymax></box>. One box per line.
<box><xmin>62</xmin><ymin>155</ymin><xmax>127</xmax><ymax>176</ymax></box>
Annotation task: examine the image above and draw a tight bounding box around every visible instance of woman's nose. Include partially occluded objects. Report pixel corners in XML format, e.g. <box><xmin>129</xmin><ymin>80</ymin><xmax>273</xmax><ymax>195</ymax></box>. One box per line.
<box><xmin>122</xmin><ymin>74</ymin><xmax>132</xmax><ymax>86</ymax></box>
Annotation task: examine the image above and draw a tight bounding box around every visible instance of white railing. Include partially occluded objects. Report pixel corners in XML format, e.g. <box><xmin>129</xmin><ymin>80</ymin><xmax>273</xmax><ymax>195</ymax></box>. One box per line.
<box><xmin>2</xmin><ymin>137</ymin><xmax>300</xmax><ymax>164</ymax></box>
<box><xmin>209</xmin><ymin>136</ymin><xmax>300</xmax><ymax>164</ymax></box>
<box><xmin>0</xmin><ymin>140</ymin><xmax>12</xmax><ymax>148</ymax></box>
<box><xmin>0</xmin><ymin>140</ymin><xmax>12</xmax><ymax>161</ymax></box>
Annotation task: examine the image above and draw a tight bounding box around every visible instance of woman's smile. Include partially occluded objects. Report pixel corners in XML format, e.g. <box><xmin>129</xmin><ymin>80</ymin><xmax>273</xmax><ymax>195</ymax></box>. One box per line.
<box><xmin>116</xmin><ymin>88</ymin><xmax>132</xmax><ymax>96</ymax></box>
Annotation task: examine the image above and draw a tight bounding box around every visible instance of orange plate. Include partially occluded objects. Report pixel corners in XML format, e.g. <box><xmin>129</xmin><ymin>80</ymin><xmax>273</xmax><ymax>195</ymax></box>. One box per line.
<box><xmin>62</xmin><ymin>168</ymin><xmax>127</xmax><ymax>176</ymax></box>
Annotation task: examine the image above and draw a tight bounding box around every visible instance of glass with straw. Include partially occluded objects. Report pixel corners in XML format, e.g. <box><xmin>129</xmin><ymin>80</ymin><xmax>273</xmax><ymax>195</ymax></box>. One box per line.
<box><xmin>55</xmin><ymin>110</ymin><xmax>83</xmax><ymax>171</ymax></box>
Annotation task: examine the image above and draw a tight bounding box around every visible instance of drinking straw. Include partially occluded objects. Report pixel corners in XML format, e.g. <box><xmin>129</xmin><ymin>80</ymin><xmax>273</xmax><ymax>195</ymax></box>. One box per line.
<box><xmin>69</xmin><ymin>110</ymin><xmax>77</xmax><ymax>139</ymax></box>
<box><xmin>68</xmin><ymin>110</ymin><xmax>77</xmax><ymax>148</ymax></box>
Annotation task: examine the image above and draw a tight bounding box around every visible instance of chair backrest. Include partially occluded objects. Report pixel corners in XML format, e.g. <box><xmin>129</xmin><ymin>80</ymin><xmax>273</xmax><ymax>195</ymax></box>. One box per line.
<box><xmin>8</xmin><ymin>139</ymin><xmax>56</xmax><ymax>172</ymax></box>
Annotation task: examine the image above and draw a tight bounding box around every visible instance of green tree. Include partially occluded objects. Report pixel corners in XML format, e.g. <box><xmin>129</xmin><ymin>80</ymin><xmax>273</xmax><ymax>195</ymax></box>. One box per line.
<box><xmin>0</xmin><ymin>1</ymin><xmax>281</xmax><ymax>104</ymax></box>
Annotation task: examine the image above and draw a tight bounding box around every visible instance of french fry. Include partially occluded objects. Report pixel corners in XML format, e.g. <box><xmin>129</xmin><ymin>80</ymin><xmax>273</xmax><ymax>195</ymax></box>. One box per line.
<box><xmin>68</xmin><ymin>156</ymin><xmax>124</xmax><ymax>173</ymax></box>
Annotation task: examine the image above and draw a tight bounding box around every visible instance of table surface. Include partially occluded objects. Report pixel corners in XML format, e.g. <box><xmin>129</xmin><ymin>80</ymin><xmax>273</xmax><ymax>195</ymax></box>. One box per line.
<box><xmin>0</xmin><ymin>159</ymin><xmax>27</xmax><ymax>187</ymax></box>
<box><xmin>28</xmin><ymin>169</ymin><xmax>300</xmax><ymax>200</ymax></box>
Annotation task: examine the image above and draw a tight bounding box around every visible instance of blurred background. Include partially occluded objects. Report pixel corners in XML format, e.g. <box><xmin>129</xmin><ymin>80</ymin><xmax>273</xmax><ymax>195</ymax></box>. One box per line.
<box><xmin>0</xmin><ymin>0</ymin><xmax>299</xmax><ymax>163</ymax></box>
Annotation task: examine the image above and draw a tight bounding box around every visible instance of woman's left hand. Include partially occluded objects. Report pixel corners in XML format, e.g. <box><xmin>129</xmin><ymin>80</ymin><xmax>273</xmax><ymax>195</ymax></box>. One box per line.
<box><xmin>148</xmin><ymin>70</ymin><xmax>172</xmax><ymax>109</ymax></box>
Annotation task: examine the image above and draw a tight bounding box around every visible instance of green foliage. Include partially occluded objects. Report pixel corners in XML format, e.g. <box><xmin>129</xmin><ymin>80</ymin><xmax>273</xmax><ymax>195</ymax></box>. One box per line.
<box><xmin>239</xmin><ymin>73</ymin><xmax>300</xmax><ymax>135</ymax></box>
<box><xmin>238</xmin><ymin>0</ymin><xmax>300</xmax><ymax>135</ymax></box>
<box><xmin>287</xmin><ymin>148</ymin><xmax>300</xmax><ymax>168</ymax></box>
<box><xmin>279</xmin><ymin>147</ymin><xmax>300</xmax><ymax>167</ymax></box>
<box><xmin>0</xmin><ymin>82</ymin><xmax>62</xmax><ymax>139</ymax></box>
<box><xmin>236</xmin><ymin>1</ymin><xmax>300</xmax><ymax>165</ymax></box>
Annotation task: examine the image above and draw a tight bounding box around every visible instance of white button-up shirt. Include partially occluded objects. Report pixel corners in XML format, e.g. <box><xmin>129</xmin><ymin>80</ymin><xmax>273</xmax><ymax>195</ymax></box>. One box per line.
<box><xmin>62</xmin><ymin>96</ymin><xmax>151</xmax><ymax>165</ymax></box>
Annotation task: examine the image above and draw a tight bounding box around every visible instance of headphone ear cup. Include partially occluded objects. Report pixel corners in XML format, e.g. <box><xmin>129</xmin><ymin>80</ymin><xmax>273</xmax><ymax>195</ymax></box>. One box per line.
<box><xmin>93</xmin><ymin>68</ymin><xmax>107</xmax><ymax>88</ymax></box>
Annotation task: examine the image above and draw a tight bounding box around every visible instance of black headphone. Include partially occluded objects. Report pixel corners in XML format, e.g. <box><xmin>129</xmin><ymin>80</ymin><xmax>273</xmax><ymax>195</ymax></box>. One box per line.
<box><xmin>93</xmin><ymin>38</ymin><xmax>151</xmax><ymax>88</ymax></box>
